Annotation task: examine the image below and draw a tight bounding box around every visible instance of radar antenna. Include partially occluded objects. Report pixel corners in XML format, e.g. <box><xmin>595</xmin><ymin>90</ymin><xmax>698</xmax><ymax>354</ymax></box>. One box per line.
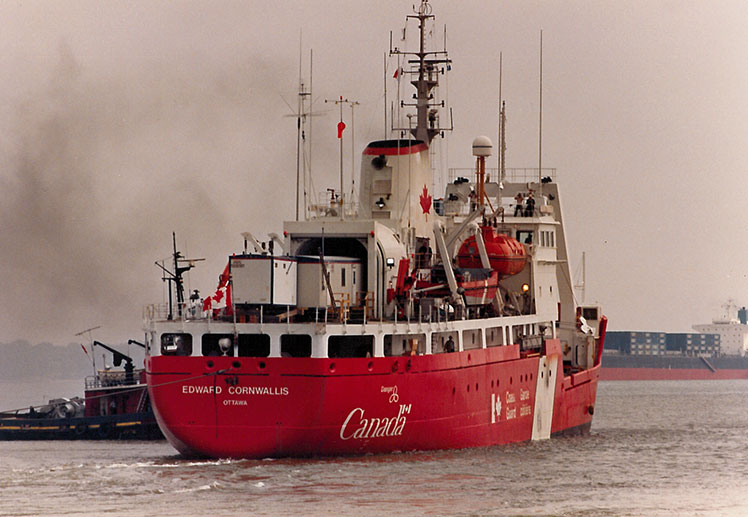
<box><xmin>389</xmin><ymin>0</ymin><xmax>453</xmax><ymax>144</ymax></box>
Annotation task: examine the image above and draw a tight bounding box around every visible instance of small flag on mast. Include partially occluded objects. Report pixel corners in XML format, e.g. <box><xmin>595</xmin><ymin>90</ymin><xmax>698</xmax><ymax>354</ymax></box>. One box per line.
<box><xmin>337</xmin><ymin>121</ymin><xmax>346</xmax><ymax>139</ymax></box>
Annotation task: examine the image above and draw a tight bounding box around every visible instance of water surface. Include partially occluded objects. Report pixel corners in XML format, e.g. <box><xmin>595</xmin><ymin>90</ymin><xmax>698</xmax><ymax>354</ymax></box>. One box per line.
<box><xmin>1</xmin><ymin>380</ymin><xmax>747</xmax><ymax>516</ymax></box>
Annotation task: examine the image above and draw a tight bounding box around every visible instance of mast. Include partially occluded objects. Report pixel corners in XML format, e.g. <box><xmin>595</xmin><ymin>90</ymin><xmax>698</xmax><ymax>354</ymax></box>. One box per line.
<box><xmin>538</xmin><ymin>30</ymin><xmax>543</xmax><ymax>198</ymax></box>
<box><xmin>350</xmin><ymin>100</ymin><xmax>359</xmax><ymax>206</ymax></box>
<box><xmin>154</xmin><ymin>233</ymin><xmax>202</xmax><ymax>320</ymax></box>
<box><xmin>498</xmin><ymin>52</ymin><xmax>502</xmax><ymax>178</ymax></box>
<box><xmin>383</xmin><ymin>53</ymin><xmax>387</xmax><ymax>138</ymax></box>
<box><xmin>308</xmin><ymin>49</ymin><xmax>313</xmax><ymax>220</ymax></box>
<box><xmin>324</xmin><ymin>96</ymin><xmax>359</xmax><ymax>218</ymax></box>
<box><xmin>296</xmin><ymin>32</ymin><xmax>302</xmax><ymax>221</ymax></box>
<box><xmin>293</xmin><ymin>80</ymin><xmax>311</xmax><ymax>221</ymax></box>
<box><xmin>498</xmin><ymin>53</ymin><xmax>507</xmax><ymax>186</ymax></box>
<box><xmin>574</xmin><ymin>251</ymin><xmax>586</xmax><ymax>304</ymax></box>
<box><xmin>390</xmin><ymin>0</ymin><xmax>452</xmax><ymax>145</ymax></box>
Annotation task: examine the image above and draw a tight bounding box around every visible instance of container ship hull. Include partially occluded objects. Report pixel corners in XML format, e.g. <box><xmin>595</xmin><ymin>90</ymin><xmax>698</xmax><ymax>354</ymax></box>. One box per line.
<box><xmin>601</xmin><ymin>354</ymin><xmax>748</xmax><ymax>381</ymax></box>
<box><xmin>147</xmin><ymin>340</ymin><xmax>598</xmax><ymax>458</ymax></box>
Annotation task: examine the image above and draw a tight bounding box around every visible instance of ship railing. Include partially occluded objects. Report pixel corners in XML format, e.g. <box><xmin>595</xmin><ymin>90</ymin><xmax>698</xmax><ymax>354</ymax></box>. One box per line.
<box><xmin>358</xmin><ymin>291</ymin><xmax>375</xmax><ymax>321</ymax></box>
<box><xmin>144</xmin><ymin>303</ymin><xmax>169</xmax><ymax>321</ymax></box>
<box><xmin>85</xmin><ymin>368</ymin><xmax>145</xmax><ymax>390</ymax></box>
<box><xmin>440</xmin><ymin>199</ymin><xmax>549</xmax><ymax>219</ymax></box>
<box><xmin>144</xmin><ymin>302</ymin><xmax>209</xmax><ymax>322</ymax></box>
<box><xmin>321</xmin><ymin>292</ymin><xmax>375</xmax><ymax>324</ymax></box>
<box><xmin>308</xmin><ymin>194</ymin><xmax>359</xmax><ymax>219</ymax></box>
<box><xmin>447</xmin><ymin>167</ymin><xmax>557</xmax><ymax>184</ymax></box>
<box><xmin>330</xmin><ymin>293</ymin><xmax>351</xmax><ymax>322</ymax></box>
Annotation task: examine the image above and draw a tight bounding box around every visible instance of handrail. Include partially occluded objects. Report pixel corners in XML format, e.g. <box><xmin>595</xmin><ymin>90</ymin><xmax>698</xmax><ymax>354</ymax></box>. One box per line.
<box><xmin>448</xmin><ymin>167</ymin><xmax>557</xmax><ymax>184</ymax></box>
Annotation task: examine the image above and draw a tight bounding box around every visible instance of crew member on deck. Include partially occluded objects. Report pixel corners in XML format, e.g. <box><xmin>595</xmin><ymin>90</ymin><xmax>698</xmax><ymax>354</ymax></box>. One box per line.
<box><xmin>524</xmin><ymin>192</ymin><xmax>535</xmax><ymax>217</ymax></box>
<box><xmin>514</xmin><ymin>192</ymin><xmax>524</xmax><ymax>216</ymax></box>
<box><xmin>445</xmin><ymin>336</ymin><xmax>455</xmax><ymax>353</ymax></box>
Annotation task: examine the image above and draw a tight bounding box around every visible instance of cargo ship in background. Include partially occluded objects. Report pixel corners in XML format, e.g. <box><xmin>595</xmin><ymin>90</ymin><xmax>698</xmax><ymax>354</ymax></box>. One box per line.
<box><xmin>0</xmin><ymin>340</ymin><xmax>162</xmax><ymax>440</ymax></box>
<box><xmin>601</xmin><ymin>301</ymin><xmax>748</xmax><ymax>380</ymax></box>
<box><xmin>144</xmin><ymin>0</ymin><xmax>607</xmax><ymax>459</ymax></box>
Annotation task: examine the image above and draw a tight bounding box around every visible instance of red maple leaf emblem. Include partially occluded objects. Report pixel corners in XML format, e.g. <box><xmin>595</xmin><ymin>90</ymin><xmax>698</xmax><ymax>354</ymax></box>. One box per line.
<box><xmin>419</xmin><ymin>185</ymin><xmax>432</xmax><ymax>214</ymax></box>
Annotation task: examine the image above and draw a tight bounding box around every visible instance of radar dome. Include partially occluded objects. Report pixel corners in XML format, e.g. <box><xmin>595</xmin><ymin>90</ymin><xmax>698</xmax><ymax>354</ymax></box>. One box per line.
<box><xmin>472</xmin><ymin>136</ymin><xmax>493</xmax><ymax>157</ymax></box>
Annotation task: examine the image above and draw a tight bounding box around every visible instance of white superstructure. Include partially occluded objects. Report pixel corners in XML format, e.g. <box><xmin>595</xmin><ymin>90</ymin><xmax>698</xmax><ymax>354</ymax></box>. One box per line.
<box><xmin>692</xmin><ymin>301</ymin><xmax>748</xmax><ymax>356</ymax></box>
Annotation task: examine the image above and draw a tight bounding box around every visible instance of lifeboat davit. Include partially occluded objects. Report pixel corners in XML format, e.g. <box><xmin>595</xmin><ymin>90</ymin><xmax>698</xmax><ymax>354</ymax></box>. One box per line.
<box><xmin>456</xmin><ymin>226</ymin><xmax>526</xmax><ymax>276</ymax></box>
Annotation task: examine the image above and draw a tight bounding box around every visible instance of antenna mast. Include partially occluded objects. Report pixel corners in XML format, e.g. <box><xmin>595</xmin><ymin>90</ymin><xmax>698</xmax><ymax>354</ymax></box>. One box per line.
<box><xmin>498</xmin><ymin>53</ymin><xmax>507</xmax><ymax>186</ymax></box>
<box><xmin>308</xmin><ymin>49</ymin><xmax>313</xmax><ymax>220</ymax></box>
<box><xmin>538</xmin><ymin>30</ymin><xmax>543</xmax><ymax>198</ymax></box>
<box><xmin>324</xmin><ymin>96</ymin><xmax>359</xmax><ymax>218</ymax></box>
<box><xmin>574</xmin><ymin>251</ymin><xmax>586</xmax><ymax>303</ymax></box>
<box><xmin>75</xmin><ymin>325</ymin><xmax>101</xmax><ymax>376</ymax></box>
<box><xmin>154</xmin><ymin>233</ymin><xmax>203</xmax><ymax>320</ymax></box>
<box><xmin>390</xmin><ymin>0</ymin><xmax>452</xmax><ymax>145</ymax></box>
<box><xmin>294</xmin><ymin>39</ymin><xmax>312</xmax><ymax>221</ymax></box>
<box><xmin>383</xmin><ymin>53</ymin><xmax>388</xmax><ymax>138</ymax></box>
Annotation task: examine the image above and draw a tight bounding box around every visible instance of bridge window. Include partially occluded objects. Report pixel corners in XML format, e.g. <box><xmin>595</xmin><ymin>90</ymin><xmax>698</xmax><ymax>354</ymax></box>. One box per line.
<box><xmin>432</xmin><ymin>332</ymin><xmax>457</xmax><ymax>354</ymax></box>
<box><xmin>487</xmin><ymin>326</ymin><xmax>505</xmax><ymax>347</ymax></box>
<box><xmin>281</xmin><ymin>334</ymin><xmax>312</xmax><ymax>357</ymax></box>
<box><xmin>462</xmin><ymin>329</ymin><xmax>482</xmax><ymax>350</ymax></box>
<box><xmin>517</xmin><ymin>230</ymin><xmax>533</xmax><ymax>245</ymax></box>
<box><xmin>161</xmin><ymin>333</ymin><xmax>192</xmax><ymax>356</ymax></box>
<box><xmin>329</xmin><ymin>335</ymin><xmax>373</xmax><ymax>358</ymax></box>
<box><xmin>201</xmin><ymin>334</ymin><xmax>235</xmax><ymax>357</ymax></box>
<box><xmin>237</xmin><ymin>334</ymin><xmax>270</xmax><ymax>357</ymax></box>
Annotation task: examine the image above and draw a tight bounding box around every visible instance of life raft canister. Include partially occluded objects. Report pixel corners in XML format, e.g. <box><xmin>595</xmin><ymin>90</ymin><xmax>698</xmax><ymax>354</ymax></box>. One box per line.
<box><xmin>456</xmin><ymin>226</ymin><xmax>526</xmax><ymax>276</ymax></box>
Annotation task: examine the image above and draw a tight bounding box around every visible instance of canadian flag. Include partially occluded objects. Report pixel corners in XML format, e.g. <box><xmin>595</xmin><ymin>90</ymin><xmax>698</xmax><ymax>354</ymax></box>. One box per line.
<box><xmin>203</xmin><ymin>263</ymin><xmax>232</xmax><ymax>312</ymax></box>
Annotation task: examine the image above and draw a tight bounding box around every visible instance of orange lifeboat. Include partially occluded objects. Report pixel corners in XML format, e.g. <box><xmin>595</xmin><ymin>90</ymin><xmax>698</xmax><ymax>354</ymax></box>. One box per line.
<box><xmin>456</xmin><ymin>226</ymin><xmax>526</xmax><ymax>276</ymax></box>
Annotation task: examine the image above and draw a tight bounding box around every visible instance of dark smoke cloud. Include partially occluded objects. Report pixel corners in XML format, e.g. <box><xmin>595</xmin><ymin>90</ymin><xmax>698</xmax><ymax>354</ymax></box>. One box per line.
<box><xmin>0</xmin><ymin>41</ymin><xmax>296</xmax><ymax>346</ymax></box>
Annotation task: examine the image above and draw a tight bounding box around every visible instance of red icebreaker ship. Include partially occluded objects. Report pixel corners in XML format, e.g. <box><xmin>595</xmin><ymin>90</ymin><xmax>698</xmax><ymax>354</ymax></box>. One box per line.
<box><xmin>144</xmin><ymin>0</ymin><xmax>607</xmax><ymax>459</ymax></box>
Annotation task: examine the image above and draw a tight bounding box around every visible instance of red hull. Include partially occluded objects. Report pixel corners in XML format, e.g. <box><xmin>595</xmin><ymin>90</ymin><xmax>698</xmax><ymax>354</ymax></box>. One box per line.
<box><xmin>146</xmin><ymin>341</ymin><xmax>598</xmax><ymax>458</ymax></box>
<box><xmin>601</xmin><ymin>367</ymin><xmax>748</xmax><ymax>381</ymax></box>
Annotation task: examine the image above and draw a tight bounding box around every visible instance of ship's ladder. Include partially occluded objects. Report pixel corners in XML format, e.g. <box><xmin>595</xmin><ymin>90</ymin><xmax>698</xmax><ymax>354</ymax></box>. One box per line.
<box><xmin>136</xmin><ymin>388</ymin><xmax>149</xmax><ymax>413</ymax></box>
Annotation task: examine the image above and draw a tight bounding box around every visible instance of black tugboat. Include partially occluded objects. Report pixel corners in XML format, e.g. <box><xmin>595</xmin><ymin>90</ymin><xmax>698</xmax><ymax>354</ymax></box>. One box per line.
<box><xmin>0</xmin><ymin>340</ymin><xmax>163</xmax><ymax>440</ymax></box>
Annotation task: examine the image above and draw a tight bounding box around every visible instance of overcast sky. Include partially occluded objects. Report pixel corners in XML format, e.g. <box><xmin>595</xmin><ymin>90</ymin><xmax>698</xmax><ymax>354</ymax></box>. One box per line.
<box><xmin>1</xmin><ymin>0</ymin><xmax>747</xmax><ymax>347</ymax></box>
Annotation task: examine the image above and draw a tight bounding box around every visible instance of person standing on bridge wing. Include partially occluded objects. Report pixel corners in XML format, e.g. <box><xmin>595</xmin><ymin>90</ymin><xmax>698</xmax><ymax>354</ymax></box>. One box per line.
<box><xmin>524</xmin><ymin>191</ymin><xmax>535</xmax><ymax>217</ymax></box>
<box><xmin>514</xmin><ymin>192</ymin><xmax>524</xmax><ymax>216</ymax></box>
